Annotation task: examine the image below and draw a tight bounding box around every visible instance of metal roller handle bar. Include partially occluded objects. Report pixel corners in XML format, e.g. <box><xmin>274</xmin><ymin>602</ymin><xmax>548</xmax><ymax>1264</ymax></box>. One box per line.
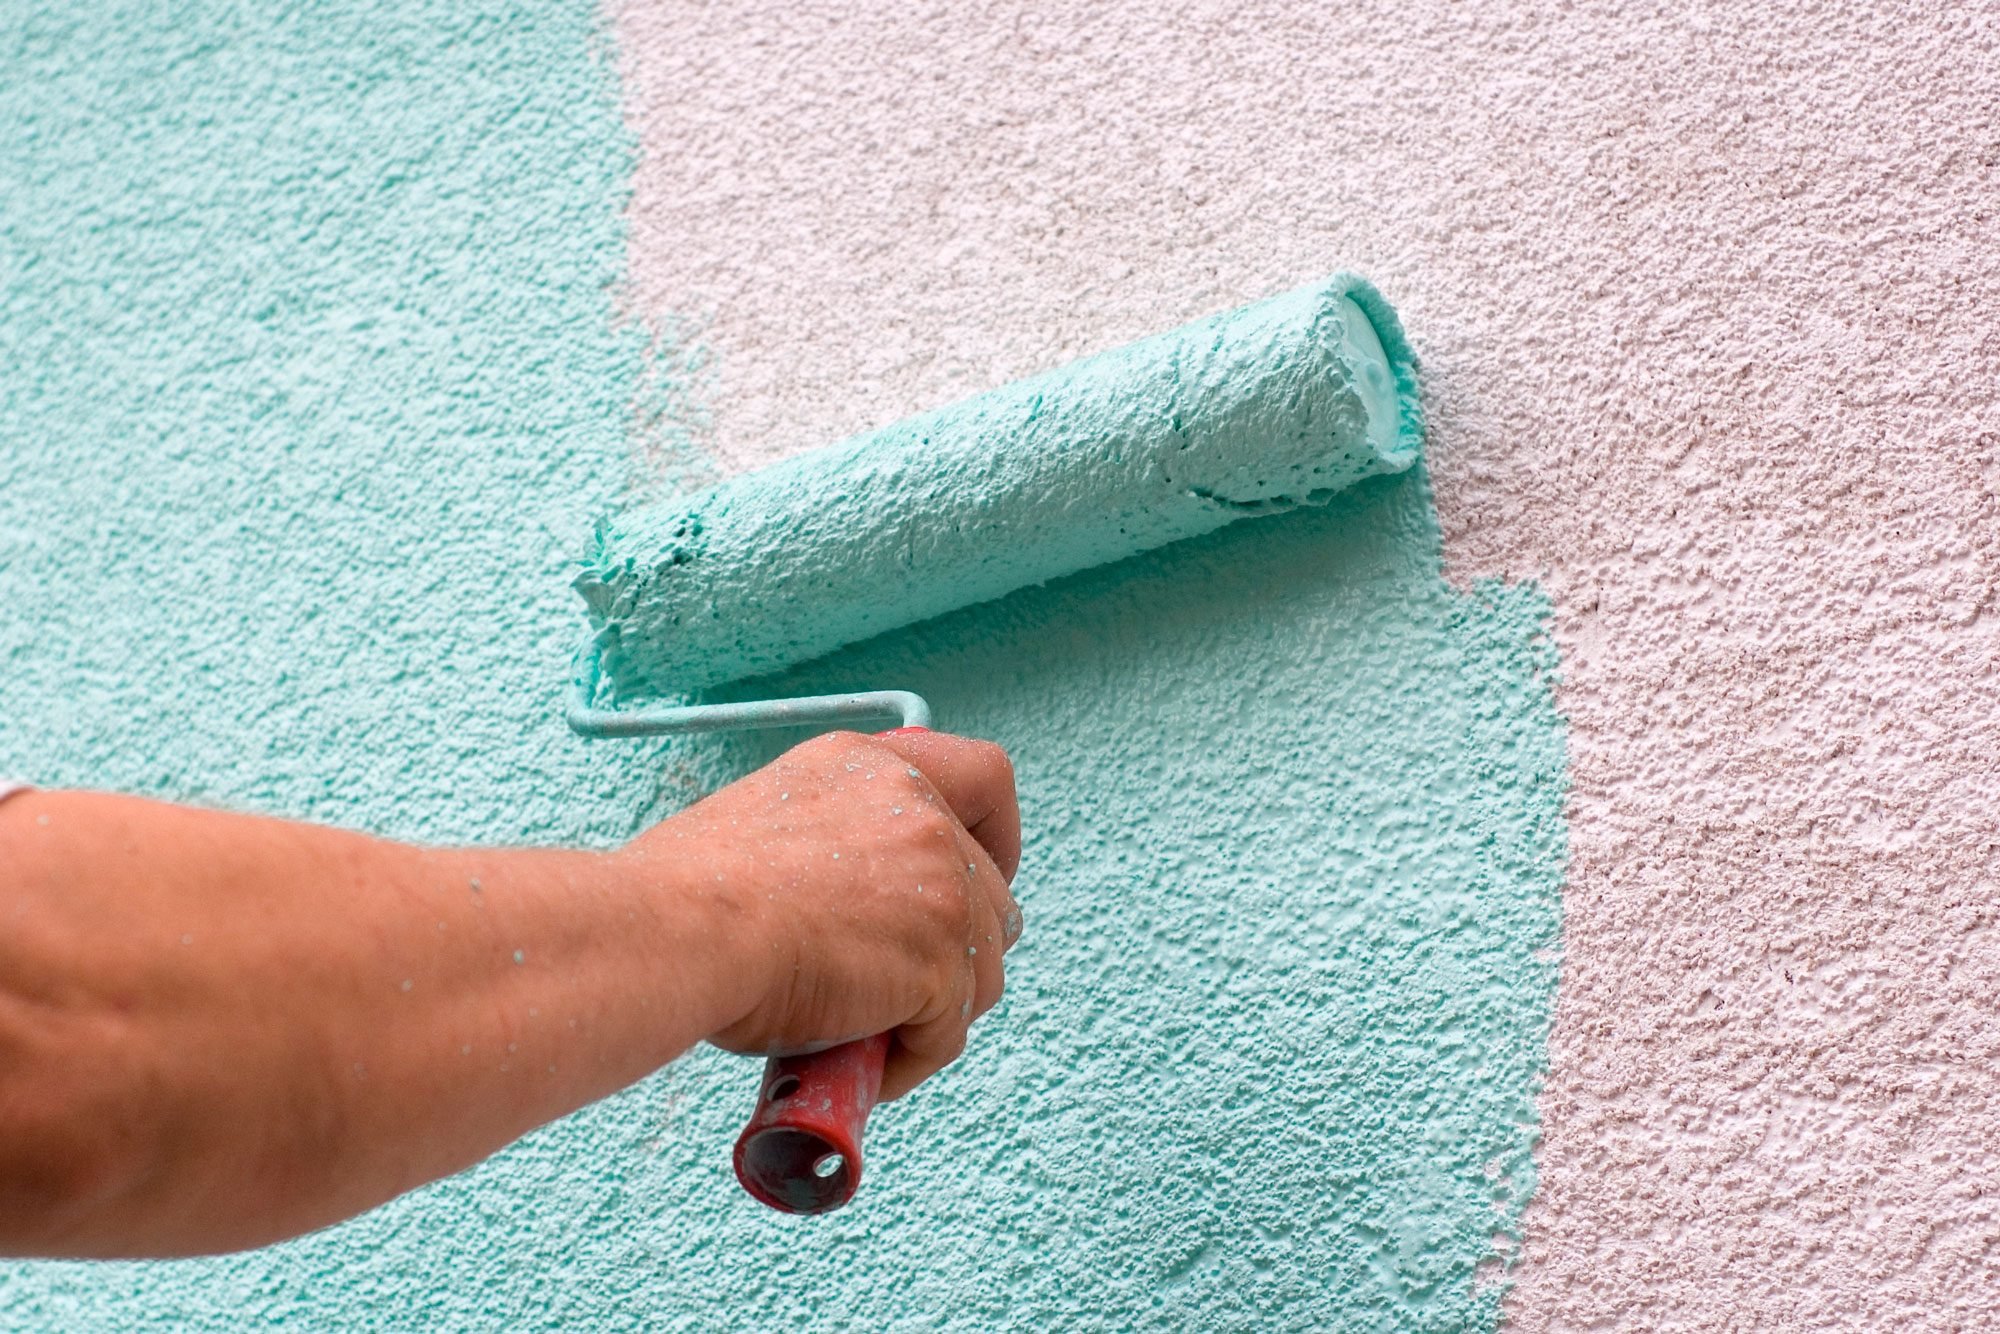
<box><xmin>566</xmin><ymin>641</ymin><xmax>931</xmax><ymax>737</ymax></box>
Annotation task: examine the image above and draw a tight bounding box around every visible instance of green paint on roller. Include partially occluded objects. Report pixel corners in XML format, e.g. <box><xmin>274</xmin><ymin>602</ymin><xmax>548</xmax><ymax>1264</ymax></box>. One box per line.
<box><xmin>578</xmin><ymin>278</ymin><xmax>1421</xmax><ymax>696</ymax></box>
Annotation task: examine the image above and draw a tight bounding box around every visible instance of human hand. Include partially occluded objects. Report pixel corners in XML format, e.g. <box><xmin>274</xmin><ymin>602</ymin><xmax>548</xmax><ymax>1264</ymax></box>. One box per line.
<box><xmin>631</xmin><ymin>729</ymin><xmax>1021</xmax><ymax>1101</ymax></box>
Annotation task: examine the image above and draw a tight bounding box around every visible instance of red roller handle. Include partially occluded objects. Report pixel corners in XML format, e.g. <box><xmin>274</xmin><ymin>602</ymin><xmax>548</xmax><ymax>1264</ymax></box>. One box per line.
<box><xmin>733</xmin><ymin>1032</ymin><xmax>891</xmax><ymax>1214</ymax></box>
<box><xmin>733</xmin><ymin>725</ymin><xmax>928</xmax><ymax>1214</ymax></box>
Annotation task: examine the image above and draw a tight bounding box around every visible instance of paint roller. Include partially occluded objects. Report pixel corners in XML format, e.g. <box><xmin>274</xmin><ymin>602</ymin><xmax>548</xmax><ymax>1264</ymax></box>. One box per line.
<box><xmin>568</xmin><ymin>274</ymin><xmax>1422</xmax><ymax>1215</ymax></box>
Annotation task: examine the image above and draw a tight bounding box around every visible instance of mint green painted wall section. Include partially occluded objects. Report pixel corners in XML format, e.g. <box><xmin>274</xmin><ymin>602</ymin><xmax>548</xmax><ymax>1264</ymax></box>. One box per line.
<box><xmin>0</xmin><ymin>4</ymin><xmax>1565</xmax><ymax>1328</ymax></box>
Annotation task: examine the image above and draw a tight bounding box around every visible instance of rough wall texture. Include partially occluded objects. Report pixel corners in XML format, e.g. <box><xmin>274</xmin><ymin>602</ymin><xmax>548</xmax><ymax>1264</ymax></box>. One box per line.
<box><xmin>0</xmin><ymin>2</ymin><xmax>1567</xmax><ymax>1330</ymax></box>
<box><xmin>7</xmin><ymin>0</ymin><xmax>1988</xmax><ymax>1326</ymax></box>
<box><xmin>616</xmin><ymin>0</ymin><xmax>2000</xmax><ymax>1327</ymax></box>
<box><xmin>593</xmin><ymin>468</ymin><xmax>1565</xmax><ymax>1332</ymax></box>
<box><xmin>0</xmin><ymin>0</ymin><xmax>667</xmax><ymax>1325</ymax></box>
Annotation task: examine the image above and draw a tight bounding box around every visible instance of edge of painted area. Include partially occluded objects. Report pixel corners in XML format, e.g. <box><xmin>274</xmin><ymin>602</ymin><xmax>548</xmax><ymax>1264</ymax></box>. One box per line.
<box><xmin>575</xmin><ymin>273</ymin><xmax>1424</xmax><ymax>699</ymax></box>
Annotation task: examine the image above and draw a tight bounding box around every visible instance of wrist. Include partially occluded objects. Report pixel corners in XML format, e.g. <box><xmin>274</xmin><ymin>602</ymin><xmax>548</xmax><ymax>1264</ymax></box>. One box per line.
<box><xmin>602</xmin><ymin>823</ymin><xmax>775</xmax><ymax>1051</ymax></box>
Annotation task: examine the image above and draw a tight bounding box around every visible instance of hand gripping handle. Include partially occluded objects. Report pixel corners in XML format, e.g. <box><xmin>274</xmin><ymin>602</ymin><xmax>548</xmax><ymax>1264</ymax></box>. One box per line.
<box><xmin>732</xmin><ymin>725</ymin><xmax>929</xmax><ymax>1214</ymax></box>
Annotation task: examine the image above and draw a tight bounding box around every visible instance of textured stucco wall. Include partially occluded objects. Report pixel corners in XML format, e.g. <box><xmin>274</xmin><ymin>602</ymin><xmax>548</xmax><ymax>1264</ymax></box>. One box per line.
<box><xmin>0</xmin><ymin>0</ymin><xmax>663</xmax><ymax>1326</ymax></box>
<box><xmin>615</xmin><ymin>0</ymin><xmax>2000</xmax><ymax>1328</ymax></box>
<box><xmin>8</xmin><ymin>0</ymin><xmax>1988</xmax><ymax>1327</ymax></box>
<box><xmin>0</xmin><ymin>2</ymin><xmax>1566</xmax><ymax>1331</ymax></box>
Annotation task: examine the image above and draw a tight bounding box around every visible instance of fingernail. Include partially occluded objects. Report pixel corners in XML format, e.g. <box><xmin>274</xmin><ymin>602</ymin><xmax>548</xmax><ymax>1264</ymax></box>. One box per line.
<box><xmin>1004</xmin><ymin>906</ymin><xmax>1024</xmax><ymax>945</ymax></box>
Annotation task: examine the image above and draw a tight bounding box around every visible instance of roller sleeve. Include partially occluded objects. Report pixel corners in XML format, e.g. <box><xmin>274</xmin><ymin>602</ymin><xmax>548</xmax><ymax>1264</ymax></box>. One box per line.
<box><xmin>577</xmin><ymin>274</ymin><xmax>1421</xmax><ymax>698</ymax></box>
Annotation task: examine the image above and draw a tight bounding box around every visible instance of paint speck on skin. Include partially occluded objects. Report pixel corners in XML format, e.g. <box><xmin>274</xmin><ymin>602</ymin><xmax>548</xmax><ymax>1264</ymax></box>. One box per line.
<box><xmin>513</xmin><ymin>949</ymin><xmax>526</xmax><ymax>964</ymax></box>
<box><xmin>460</xmin><ymin>1045</ymin><xmax>472</xmax><ymax>1057</ymax></box>
<box><xmin>179</xmin><ymin>933</ymin><xmax>193</xmax><ymax>946</ymax></box>
<box><xmin>469</xmin><ymin>878</ymin><xmax>482</xmax><ymax>893</ymax></box>
<box><xmin>401</xmin><ymin>979</ymin><xmax>414</xmax><ymax>992</ymax></box>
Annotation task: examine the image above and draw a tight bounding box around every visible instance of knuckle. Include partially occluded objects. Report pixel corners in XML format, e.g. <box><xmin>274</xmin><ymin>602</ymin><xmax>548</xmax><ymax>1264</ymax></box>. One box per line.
<box><xmin>975</xmin><ymin>739</ymin><xmax>1015</xmax><ymax>785</ymax></box>
<box><xmin>928</xmin><ymin>880</ymin><xmax>975</xmax><ymax>936</ymax></box>
<box><xmin>906</xmin><ymin>802</ymin><xmax>961</xmax><ymax>846</ymax></box>
<box><xmin>901</xmin><ymin>870</ymin><xmax>972</xmax><ymax>945</ymax></box>
<box><xmin>916</xmin><ymin>964</ymin><xmax>961</xmax><ymax>1021</ymax></box>
<box><xmin>796</xmin><ymin>730</ymin><xmax>867</xmax><ymax>766</ymax></box>
<box><xmin>893</xmin><ymin>761</ymin><xmax>940</xmax><ymax>800</ymax></box>
<box><xmin>977</xmin><ymin>960</ymin><xmax>1005</xmax><ymax>1010</ymax></box>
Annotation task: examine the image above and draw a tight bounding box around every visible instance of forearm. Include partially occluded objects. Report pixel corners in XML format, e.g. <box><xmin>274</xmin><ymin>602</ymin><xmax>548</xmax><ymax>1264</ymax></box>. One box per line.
<box><xmin>0</xmin><ymin>791</ymin><xmax>756</xmax><ymax>1258</ymax></box>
